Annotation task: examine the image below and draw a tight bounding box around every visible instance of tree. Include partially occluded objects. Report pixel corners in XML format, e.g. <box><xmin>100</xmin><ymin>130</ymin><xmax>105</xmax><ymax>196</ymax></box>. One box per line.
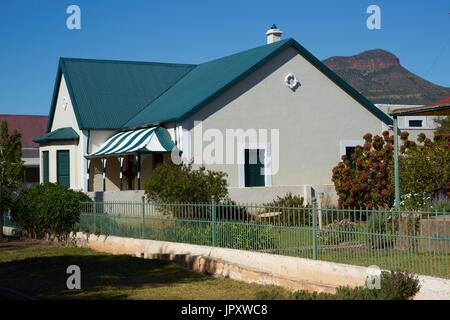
<box><xmin>332</xmin><ymin>130</ymin><xmax>449</xmax><ymax>210</ymax></box>
<box><xmin>434</xmin><ymin>116</ymin><xmax>450</xmax><ymax>135</ymax></box>
<box><xmin>396</xmin><ymin>132</ymin><xmax>449</xmax><ymax>209</ymax></box>
<box><xmin>0</xmin><ymin>121</ymin><xmax>24</xmax><ymax>238</ymax></box>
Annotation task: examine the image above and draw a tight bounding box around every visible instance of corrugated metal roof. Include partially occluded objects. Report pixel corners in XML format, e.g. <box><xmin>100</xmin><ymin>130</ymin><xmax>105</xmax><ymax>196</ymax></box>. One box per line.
<box><xmin>123</xmin><ymin>39</ymin><xmax>292</xmax><ymax>128</ymax></box>
<box><xmin>123</xmin><ymin>38</ymin><xmax>392</xmax><ymax>128</ymax></box>
<box><xmin>0</xmin><ymin>114</ymin><xmax>48</xmax><ymax>148</ymax></box>
<box><xmin>48</xmin><ymin>59</ymin><xmax>196</xmax><ymax>130</ymax></box>
<box><xmin>34</xmin><ymin>127</ymin><xmax>79</xmax><ymax>143</ymax></box>
<box><xmin>48</xmin><ymin>38</ymin><xmax>392</xmax><ymax>131</ymax></box>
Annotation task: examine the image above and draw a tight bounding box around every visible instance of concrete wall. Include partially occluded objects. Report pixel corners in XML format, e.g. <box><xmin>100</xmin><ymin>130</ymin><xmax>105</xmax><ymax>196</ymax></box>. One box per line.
<box><xmin>182</xmin><ymin>47</ymin><xmax>384</xmax><ymax>193</ymax></box>
<box><xmin>75</xmin><ymin>233</ymin><xmax>450</xmax><ymax>300</ymax></box>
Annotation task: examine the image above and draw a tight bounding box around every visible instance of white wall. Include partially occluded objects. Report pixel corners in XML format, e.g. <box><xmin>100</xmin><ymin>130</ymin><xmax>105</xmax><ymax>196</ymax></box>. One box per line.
<box><xmin>39</xmin><ymin>74</ymin><xmax>84</xmax><ymax>190</ymax></box>
<box><xmin>182</xmin><ymin>46</ymin><xmax>384</xmax><ymax>190</ymax></box>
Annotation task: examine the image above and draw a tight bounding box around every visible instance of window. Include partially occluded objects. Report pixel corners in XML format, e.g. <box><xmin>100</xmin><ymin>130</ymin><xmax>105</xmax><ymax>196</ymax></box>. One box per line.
<box><xmin>340</xmin><ymin>140</ymin><xmax>364</xmax><ymax>167</ymax></box>
<box><xmin>408</xmin><ymin>120</ymin><xmax>423</xmax><ymax>128</ymax></box>
<box><xmin>345</xmin><ymin>146</ymin><xmax>356</xmax><ymax>167</ymax></box>
<box><xmin>42</xmin><ymin>151</ymin><xmax>49</xmax><ymax>183</ymax></box>
<box><xmin>153</xmin><ymin>153</ymin><xmax>164</xmax><ymax>169</ymax></box>
<box><xmin>244</xmin><ymin>149</ymin><xmax>265</xmax><ymax>187</ymax></box>
<box><xmin>405</xmin><ymin>116</ymin><xmax>427</xmax><ymax>129</ymax></box>
<box><xmin>25</xmin><ymin>167</ymin><xmax>40</xmax><ymax>183</ymax></box>
<box><xmin>56</xmin><ymin>150</ymin><xmax>70</xmax><ymax>188</ymax></box>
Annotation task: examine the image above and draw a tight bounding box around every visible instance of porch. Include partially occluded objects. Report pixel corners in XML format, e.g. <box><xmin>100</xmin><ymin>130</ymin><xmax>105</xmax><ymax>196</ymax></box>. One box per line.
<box><xmin>88</xmin><ymin>153</ymin><xmax>172</xmax><ymax>192</ymax></box>
<box><xmin>86</xmin><ymin>126</ymin><xmax>176</xmax><ymax>192</ymax></box>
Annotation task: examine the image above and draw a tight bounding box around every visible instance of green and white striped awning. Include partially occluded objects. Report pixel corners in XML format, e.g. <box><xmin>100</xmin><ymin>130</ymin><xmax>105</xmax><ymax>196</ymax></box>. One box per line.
<box><xmin>88</xmin><ymin>127</ymin><xmax>175</xmax><ymax>157</ymax></box>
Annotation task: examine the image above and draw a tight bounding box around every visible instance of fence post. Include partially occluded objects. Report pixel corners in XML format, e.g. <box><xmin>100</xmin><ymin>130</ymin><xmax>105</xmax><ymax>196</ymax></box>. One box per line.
<box><xmin>312</xmin><ymin>198</ymin><xmax>318</xmax><ymax>260</ymax></box>
<box><xmin>141</xmin><ymin>196</ymin><xmax>145</xmax><ymax>238</ymax></box>
<box><xmin>93</xmin><ymin>201</ymin><xmax>97</xmax><ymax>233</ymax></box>
<box><xmin>211</xmin><ymin>196</ymin><xmax>216</xmax><ymax>247</ymax></box>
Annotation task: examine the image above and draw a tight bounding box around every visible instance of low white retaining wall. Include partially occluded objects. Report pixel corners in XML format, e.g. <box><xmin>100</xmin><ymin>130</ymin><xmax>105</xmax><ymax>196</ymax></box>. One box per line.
<box><xmin>75</xmin><ymin>233</ymin><xmax>450</xmax><ymax>300</ymax></box>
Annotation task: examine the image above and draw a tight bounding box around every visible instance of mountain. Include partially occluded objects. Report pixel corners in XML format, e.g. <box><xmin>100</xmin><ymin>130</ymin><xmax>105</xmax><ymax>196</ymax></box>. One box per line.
<box><xmin>322</xmin><ymin>49</ymin><xmax>450</xmax><ymax>105</ymax></box>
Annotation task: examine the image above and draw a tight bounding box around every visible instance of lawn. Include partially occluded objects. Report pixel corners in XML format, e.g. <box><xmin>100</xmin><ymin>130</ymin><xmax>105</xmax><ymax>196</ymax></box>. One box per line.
<box><xmin>0</xmin><ymin>240</ymin><xmax>288</xmax><ymax>300</ymax></box>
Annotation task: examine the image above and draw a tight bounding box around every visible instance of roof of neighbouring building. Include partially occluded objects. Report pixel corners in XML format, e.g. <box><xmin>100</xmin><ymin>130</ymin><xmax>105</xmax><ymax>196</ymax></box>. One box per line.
<box><xmin>49</xmin><ymin>38</ymin><xmax>392</xmax><ymax>131</ymax></box>
<box><xmin>425</xmin><ymin>94</ymin><xmax>450</xmax><ymax>108</ymax></box>
<box><xmin>0</xmin><ymin>114</ymin><xmax>48</xmax><ymax>148</ymax></box>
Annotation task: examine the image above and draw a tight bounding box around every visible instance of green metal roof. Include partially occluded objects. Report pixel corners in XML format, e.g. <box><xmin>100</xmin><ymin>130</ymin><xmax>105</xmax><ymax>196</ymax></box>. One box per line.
<box><xmin>123</xmin><ymin>38</ymin><xmax>393</xmax><ymax>128</ymax></box>
<box><xmin>34</xmin><ymin>127</ymin><xmax>79</xmax><ymax>143</ymax></box>
<box><xmin>48</xmin><ymin>38</ymin><xmax>392</xmax><ymax>131</ymax></box>
<box><xmin>46</xmin><ymin>58</ymin><xmax>196</xmax><ymax>131</ymax></box>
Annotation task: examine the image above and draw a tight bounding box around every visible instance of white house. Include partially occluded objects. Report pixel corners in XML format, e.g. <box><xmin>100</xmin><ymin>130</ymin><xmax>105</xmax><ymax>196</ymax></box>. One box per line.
<box><xmin>36</xmin><ymin>27</ymin><xmax>395</xmax><ymax>204</ymax></box>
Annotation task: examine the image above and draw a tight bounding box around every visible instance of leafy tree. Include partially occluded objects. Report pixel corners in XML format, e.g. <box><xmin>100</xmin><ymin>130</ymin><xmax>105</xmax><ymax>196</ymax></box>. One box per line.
<box><xmin>0</xmin><ymin>121</ymin><xmax>24</xmax><ymax>238</ymax></box>
<box><xmin>396</xmin><ymin>132</ymin><xmax>449</xmax><ymax>209</ymax></box>
<box><xmin>434</xmin><ymin>116</ymin><xmax>450</xmax><ymax>135</ymax></box>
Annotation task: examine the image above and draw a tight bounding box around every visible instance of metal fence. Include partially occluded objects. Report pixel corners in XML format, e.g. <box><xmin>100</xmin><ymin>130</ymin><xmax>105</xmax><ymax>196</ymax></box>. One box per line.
<box><xmin>78</xmin><ymin>199</ymin><xmax>450</xmax><ymax>278</ymax></box>
<box><xmin>2</xmin><ymin>211</ymin><xmax>16</xmax><ymax>228</ymax></box>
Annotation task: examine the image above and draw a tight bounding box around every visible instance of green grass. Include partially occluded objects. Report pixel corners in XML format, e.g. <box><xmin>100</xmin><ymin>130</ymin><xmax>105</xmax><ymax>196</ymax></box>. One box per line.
<box><xmin>0</xmin><ymin>240</ymin><xmax>289</xmax><ymax>300</ymax></box>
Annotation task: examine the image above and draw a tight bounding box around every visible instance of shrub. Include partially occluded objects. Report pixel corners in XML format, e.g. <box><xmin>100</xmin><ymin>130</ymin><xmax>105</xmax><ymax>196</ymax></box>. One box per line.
<box><xmin>397</xmin><ymin>134</ymin><xmax>449</xmax><ymax>209</ymax></box>
<box><xmin>13</xmin><ymin>183</ymin><xmax>92</xmax><ymax>239</ymax></box>
<box><xmin>332</xmin><ymin>132</ymin><xmax>395</xmax><ymax>209</ymax></box>
<box><xmin>424</xmin><ymin>199</ymin><xmax>450</xmax><ymax>212</ymax></box>
<box><xmin>262</xmin><ymin>193</ymin><xmax>311</xmax><ymax>226</ymax></box>
<box><xmin>317</xmin><ymin>219</ymin><xmax>358</xmax><ymax>246</ymax></box>
<box><xmin>144</xmin><ymin>162</ymin><xmax>228</xmax><ymax>203</ymax></box>
<box><xmin>256</xmin><ymin>271</ymin><xmax>420</xmax><ymax>300</ymax></box>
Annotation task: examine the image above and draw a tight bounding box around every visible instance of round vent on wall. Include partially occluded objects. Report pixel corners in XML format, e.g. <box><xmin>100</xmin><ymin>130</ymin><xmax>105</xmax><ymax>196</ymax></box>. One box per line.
<box><xmin>62</xmin><ymin>97</ymin><xmax>68</xmax><ymax>110</ymax></box>
<box><xmin>284</xmin><ymin>73</ymin><xmax>300</xmax><ymax>90</ymax></box>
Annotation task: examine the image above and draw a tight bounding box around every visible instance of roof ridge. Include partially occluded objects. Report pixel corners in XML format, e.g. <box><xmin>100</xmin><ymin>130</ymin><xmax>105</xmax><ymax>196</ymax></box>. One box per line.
<box><xmin>199</xmin><ymin>38</ymin><xmax>292</xmax><ymax>66</ymax></box>
<box><xmin>119</xmin><ymin>63</ymin><xmax>199</xmax><ymax>128</ymax></box>
<box><xmin>123</xmin><ymin>39</ymin><xmax>295</xmax><ymax>128</ymax></box>
<box><xmin>60</xmin><ymin>57</ymin><xmax>197</xmax><ymax>68</ymax></box>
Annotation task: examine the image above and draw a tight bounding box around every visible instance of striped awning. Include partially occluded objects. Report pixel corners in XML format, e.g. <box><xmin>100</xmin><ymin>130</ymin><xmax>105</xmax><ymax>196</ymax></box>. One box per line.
<box><xmin>88</xmin><ymin>127</ymin><xmax>175</xmax><ymax>157</ymax></box>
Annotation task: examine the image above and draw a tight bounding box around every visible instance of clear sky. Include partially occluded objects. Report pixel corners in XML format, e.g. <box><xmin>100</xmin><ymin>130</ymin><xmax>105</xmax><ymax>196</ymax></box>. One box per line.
<box><xmin>0</xmin><ymin>0</ymin><xmax>449</xmax><ymax>116</ymax></box>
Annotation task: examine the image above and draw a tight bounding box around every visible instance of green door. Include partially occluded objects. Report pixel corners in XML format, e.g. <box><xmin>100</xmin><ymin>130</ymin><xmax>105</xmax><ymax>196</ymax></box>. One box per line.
<box><xmin>42</xmin><ymin>151</ymin><xmax>49</xmax><ymax>183</ymax></box>
<box><xmin>244</xmin><ymin>149</ymin><xmax>265</xmax><ymax>187</ymax></box>
<box><xmin>57</xmin><ymin>150</ymin><xmax>70</xmax><ymax>188</ymax></box>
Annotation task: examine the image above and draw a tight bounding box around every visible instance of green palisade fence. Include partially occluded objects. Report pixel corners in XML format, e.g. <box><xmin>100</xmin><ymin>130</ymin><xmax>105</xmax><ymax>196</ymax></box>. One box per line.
<box><xmin>78</xmin><ymin>200</ymin><xmax>450</xmax><ymax>278</ymax></box>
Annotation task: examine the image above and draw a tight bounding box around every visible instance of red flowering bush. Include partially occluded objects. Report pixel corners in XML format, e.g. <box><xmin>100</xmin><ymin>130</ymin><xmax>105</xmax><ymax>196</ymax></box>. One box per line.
<box><xmin>332</xmin><ymin>131</ymin><xmax>395</xmax><ymax>209</ymax></box>
<box><xmin>332</xmin><ymin>131</ymin><xmax>450</xmax><ymax>209</ymax></box>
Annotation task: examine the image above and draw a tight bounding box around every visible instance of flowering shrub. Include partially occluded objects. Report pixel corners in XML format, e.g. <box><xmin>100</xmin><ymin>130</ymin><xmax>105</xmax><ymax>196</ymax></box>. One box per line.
<box><xmin>332</xmin><ymin>131</ymin><xmax>395</xmax><ymax>209</ymax></box>
<box><xmin>332</xmin><ymin>131</ymin><xmax>449</xmax><ymax>210</ymax></box>
<box><xmin>317</xmin><ymin>219</ymin><xmax>358</xmax><ymax>246</ymax></box>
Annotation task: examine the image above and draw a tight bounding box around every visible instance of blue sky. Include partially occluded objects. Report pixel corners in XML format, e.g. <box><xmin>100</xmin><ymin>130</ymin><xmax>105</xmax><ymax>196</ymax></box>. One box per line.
<box><xmin>0</xmin><ymin>0</ymin><xmax>449</xmax><ymax>116</ymax></box>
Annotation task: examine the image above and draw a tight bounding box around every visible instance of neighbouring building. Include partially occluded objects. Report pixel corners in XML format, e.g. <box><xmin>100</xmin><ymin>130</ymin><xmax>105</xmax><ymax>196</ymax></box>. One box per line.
<box><xmin>376</xmin><ymin>104</ymin><xmax>440</xmax><ymax>142</ymax></box>
<box><xmin>36</xmin><ymin>26</ymin><xmax>399</xmax><ymax>204</ymax></box>
<box><xmin>0</xmin><ymin>114</ymin><xmax>48</xmax><ymax>188</ymax></box>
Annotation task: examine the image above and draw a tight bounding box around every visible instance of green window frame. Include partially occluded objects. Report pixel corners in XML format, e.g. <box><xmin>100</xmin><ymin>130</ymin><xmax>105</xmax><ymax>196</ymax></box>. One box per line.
<box><xmin>56</xmin><ymin>150</ymin><xmax>70</xmax><ymax>188</ymax></box>
<box><xmin>244</xmin><ymin>149</ymin><xmax>265</xmax><ymax>187</ymax></box>
<box><xmin>42</xmin><ymin>151</ymin><xmax>49</xmax><ymax>183</ymax></box>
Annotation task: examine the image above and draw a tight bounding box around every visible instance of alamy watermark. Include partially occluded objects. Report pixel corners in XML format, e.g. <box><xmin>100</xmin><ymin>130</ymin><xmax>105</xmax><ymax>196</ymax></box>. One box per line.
<box><xmin>366</xmin><ymin>265</ymin><xmax>381</xmax><ymax>290</ymax></box>
<box><xmin>66</xmin><ymin>265</ymin><xmax>81</xmax><ymax>289</ymax></box>
<box><xmin>171</xmin><ymin>121</ymin><xmax>280</xmax><ymax>176</ymax></box>
<box><xmin>367</xmin><ymin>5</ymin><xmax>381</xmax><ymax>30</ymax></box>
<box><xmin>66</xmin><ymin>5</ymin><xmax>81</xmax><ymax>30</ymax></box>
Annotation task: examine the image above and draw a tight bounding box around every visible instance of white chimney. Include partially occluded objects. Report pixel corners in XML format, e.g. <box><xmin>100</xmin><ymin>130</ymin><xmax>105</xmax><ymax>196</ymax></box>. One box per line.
<box><xmin>266</xmin><ymin>24</ymin><xmax>283</xmax><ymax>44</ymax></box>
